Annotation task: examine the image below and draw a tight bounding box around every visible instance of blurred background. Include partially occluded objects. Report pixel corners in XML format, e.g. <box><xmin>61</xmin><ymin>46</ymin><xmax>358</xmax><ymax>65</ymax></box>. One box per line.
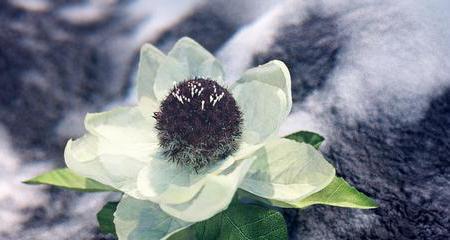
<box><xmin>1</xmin><ymin>0</ymin><xmax>449</xmax><ymax>239</ymax></box>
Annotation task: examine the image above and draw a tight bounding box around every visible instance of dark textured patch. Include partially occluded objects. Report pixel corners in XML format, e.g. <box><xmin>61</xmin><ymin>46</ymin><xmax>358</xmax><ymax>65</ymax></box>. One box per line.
<box><xmin>0</xmin><ymin>28</ymin><xmax>25</xmax><ymax>107</ymax></box>
<box><xmin>290</xmin><ymin>89</ymin><xmax>450</xmax><ymax>239</ymax></box>
<box><xmin>0</xmin><ymin>3</ymin><xmax>123</xmax><ymax>156</ymax></box>
<box><xmin>155</xmin><ymin>5</ymin><xmax>237</xmax><ymax>53</ymax></box>
<box><xmin>253</xmin><ymin>14</ymin><xmax>341</xmax><ymax>103</ymax></box>
<box><xmin>0</xmin><ymin>3</ymin><xmax>132</xmax><ymax>239</ymax></box>
<box><xmin>22</xmin><ymin>188</ymin><xmax>78</xmax><ymax>229</ymax></box>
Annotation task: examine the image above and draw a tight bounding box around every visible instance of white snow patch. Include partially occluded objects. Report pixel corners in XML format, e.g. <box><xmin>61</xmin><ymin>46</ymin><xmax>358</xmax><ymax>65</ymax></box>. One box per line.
<box><xmin>315</xmin><ymin>0</ymin><xmax>450</xmax><ymax>124</ymax></box>
<box><xmin>219</xmin><ymin>0</ymin><xmax>450</xmax><ymax>140</ymax></box>
<box><xmin>9</xmin><ymin>0</ymin><xmax>51</xmax><ymax>12</ymax></box>
<box><xmin>0</xmin><ymin>126</ymin><xmax>50</xmax><ymax>234</ymax></box>
<box><xmin>124</xmin><ymin>0</ymin><xmax>205</xmax><ymax>47</ymax></box>
<box><xmin>217</xmin><ymin>0</ymin><xmax>307</xmax><ymax>82</ymax></box>
<box><xmin>57</xmin><ymin>0</ymin><xmax>115</xmax><ymax>25</ymax></box>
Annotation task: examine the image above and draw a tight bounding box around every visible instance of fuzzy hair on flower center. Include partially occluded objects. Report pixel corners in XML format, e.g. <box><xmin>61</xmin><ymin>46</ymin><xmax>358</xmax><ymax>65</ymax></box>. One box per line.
<box><xmin>154</xmin><ymin>78</ymin><xmax>243</xmax><ymax>172</ymax></box>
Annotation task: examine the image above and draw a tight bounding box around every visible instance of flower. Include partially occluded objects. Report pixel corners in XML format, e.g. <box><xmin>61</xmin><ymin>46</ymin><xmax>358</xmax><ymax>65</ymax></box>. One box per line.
<box><xmin>64</xmin><ymin>37</ymin><xmax>335</xmax><ymax>239</ymax></box>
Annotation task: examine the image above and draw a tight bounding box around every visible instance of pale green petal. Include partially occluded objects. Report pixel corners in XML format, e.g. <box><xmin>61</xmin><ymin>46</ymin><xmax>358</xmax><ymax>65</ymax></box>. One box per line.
<box><xmin>136</xmin><ymin>152</ymin><xmax>239</xmax><ymax>205</ymax></box>
<box><xmin>136</xmin><ymin>96</ymin><xmax>160</xmax><ymax>119</ymax></box>
<box><xmin>64</xmin><ymin>136</ymin><xmax>108</xmax><ymax>181</ymax></box>
<box><xmin>231</xmin><ymin>60</ymin><xmax>292</xmax><ymax>145</ymax></box>
<box><xmin>197</xmin><ymin>58</ymin><xmax>225</xmax><ymax>81</ymax></box>
<box><xmin>85</xmin><ymin>106</ymin><xmax>159</xmax><ymax>158</ymax></box>
<box><xmin>159</xmin><ymin>157</ymin><xmax>255</xmax><ymax>222</ymax></box>
<box><xmin>232</xmin><ymin>141</ymin><xmax>265</xmax><ymax>163</ymax></box>
<box><xmin>136</xmin><ymin>44</ymin><xmax>165</xmax><ymax>102</ymax></box>
<box><xmin>236</xmin><ymin>60</ymin><xmax>292</xmax><ymax>116</ymax></box>
<box><xmin>153</xmin><ymin>56</ymin><xmax>190</xmax><ymax>101</ymax></box>
<box><xmin>64</xmin><ymin>135</ymin><xmax>147</xmax><ymax>199</ymax></box>
<box><xmin>239</xmin><ymin>138</ymin><xmax>335</xmax><ymax>201</ymax></box>
<box><xmin>136</xmin><ymin>43</ymin><xmax>190</xmax><ymax>102</ymax></box>
<box><xmin>114</xmin><ymin>195</ymin><xmax>191</xmax><ymax>240</ymax></box>
<box><xmin>168</xmin><ymin>37</ymin><xmax>224</xmax><ymax>82</ymax></box>
<box><xmin>136</xmin><ymin>157</ymin><xmax>206</xmax><ymax>205</ymax></box>
<box><xmin>232</xmin><ymin>81</ymin><xmax>288</xmax><ymax>144</ymax></box>
<box><xmin>135</xmin><ymin>142</ymin><xmax>258</xmax><ymax>205</ymax></box>
<box><xmin>67</xmin><ymin>105</ymin><xmax>160</xmax><ymax>198</ymax></box>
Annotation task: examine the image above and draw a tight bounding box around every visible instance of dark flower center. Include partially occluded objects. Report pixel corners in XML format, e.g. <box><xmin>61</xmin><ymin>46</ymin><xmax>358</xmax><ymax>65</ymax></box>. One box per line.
<box><xmin>154</xmin><ymin>78</ymin><xmax>243</xmax><ymax>172</ymax></box>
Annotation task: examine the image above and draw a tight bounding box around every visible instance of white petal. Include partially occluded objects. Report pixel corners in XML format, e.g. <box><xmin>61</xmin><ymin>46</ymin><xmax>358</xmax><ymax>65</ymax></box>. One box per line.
<box><xmin>231</xmin><ymin>60</ymin><xmax>292</xmax><ymax>145</ymax></box>
<box><xmin>84</xmin><ymin>106</ymin><xmax>159</xmax><ymax>159</ymax></box>
<box><xmin>152</xmin><ymin>56</ymin><xmax>190</xmax><ymax>101</ymax></box>
<box><xmin>239</xmin><ymin>138</ymin><xmax>335</xmax><ymax>201</ymax></box>
<box><xmin>231</xmin><ymin>141</ymin><xmax>265</xmax><ymax>163</ymax></box>
<box><xmin>136</xmin><ymin>152</ymin><xmax>238</xmax><ymax>205</ymax></box>
<box><xmin>137</xmin><ymin>96</ymin><xmax>160</xmax><ymax>119</ymax></box>
<box><xmin>239</xmin><ymin>60</ymin><xmax>292</xmax><ymax>116</ymax></box>
<box><xmin>64</xmin><ymin>135</ymin><xmax>146</xmax><ymax>199</ymax></box>
<box><xmin>168</xmin><ymin>37</ymin><xmax>224</xmax><ymax>82</ymax></box>
<box><xmin>197</xmin><ymin>58</ymin><xmax>225</xmax><ymax>81</ymax></box>
<box><xmin>136</xmin><ymin>157</ymin><xmax>206</xmax><ymax>204</ymax></box>
<box><xmin>136</xmin><ymin>43</ymin><xmax>191</xmax><ymax>102</ymax></box>
<box><xmin>232</xmin><ymin>81</ymin><xmax>288</xmax><ymax>144</ymax></box>
<box><xmin>136</xmin><ymin>44</ymin><xmax>165</xmax><ymax>102</ymax></box>
<box><xmin>134</xmin><ymin>141</ymin><xmax>258</xmax><ymax>206</ymax></box>
<box><xmin>66</xmin><ymin>105</ymin><xmax>159</xmax><ymax>198</ymax></box>
<box><xmin>114</xmin><ymin>195</ymin><xmax>191</xmax><ymax>240</ymax></box>
<box><xmin>159</xmin><ymin>157</ymin><xmax>255</xmax><ymax>222</ymax></box>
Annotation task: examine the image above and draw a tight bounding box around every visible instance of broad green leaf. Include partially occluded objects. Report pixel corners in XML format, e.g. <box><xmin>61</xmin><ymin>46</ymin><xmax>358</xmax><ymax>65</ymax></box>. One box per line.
<box><xmin>281</xmin><ymin>177</ymin><xmax>378</xmax><ymax>209</ymax></box>
<box><xmin>23</xmin><ymin>168</ymin><xmax>116</xmax><ymax>192</ymax></box>
<box><xmin>97</xmin><ymin>202</ymin><xmax>118</xmax><ymax>236</ymax></box>
<box><xmin>166</xmin><ymin>228</ymin><xmax>196</xmax><ymax>240</ymax></box>
<box><xmin>285</xmin><ymin>130</ymin><xmax>324</xmax><ymax>149</ymax></box>
<box><xmin>239</xmin><ymin>177</ymin><xmax>377</xmax><ymax>209</ymax></box>
<box><xmin>191</xmin><ymin>209</ymin><xmax>223</xmax><ymax>240</ymax></box>
<box><xmin>169</xmin><ymin>201</ymin><xmax>287</xmax><ymax>240</ymax></box>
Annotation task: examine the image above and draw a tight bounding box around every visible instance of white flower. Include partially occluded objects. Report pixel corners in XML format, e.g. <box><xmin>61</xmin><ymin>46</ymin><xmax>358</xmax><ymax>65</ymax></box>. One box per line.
<box><xmin>64</xmin><ymin>37</ymin><xmax>335</xmax><ymax>239</ymax></box>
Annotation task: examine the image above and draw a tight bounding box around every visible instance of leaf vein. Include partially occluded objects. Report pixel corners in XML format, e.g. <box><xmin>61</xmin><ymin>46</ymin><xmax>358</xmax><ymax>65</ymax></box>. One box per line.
<box><xmin>238</xmin><ymin>212</ymin><xmax>278</xmax><ymax>228</ymax></box>
<box><xmin>325</xmin><ymin>180</ymin><xmax>344</xmax><ymax>202</ymax></box>
<box><xmin>224</xmin><ymin>213</ymin><xmax>250</xmax><ymax>240</ymax></box>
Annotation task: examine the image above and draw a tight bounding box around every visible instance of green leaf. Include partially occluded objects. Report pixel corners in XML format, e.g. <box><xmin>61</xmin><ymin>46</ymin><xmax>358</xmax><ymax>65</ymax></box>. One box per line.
<box><xmin>169</xmin><ymin>201</ymin><xmax>287</xmax><ymax>240</ymax></box>
<box><xmin>166</xmin><ymin>228</ymin><xmax>197</xmax><ymax>240</ymax></box>
<box><xmin>283</xmin><ymin>177</ymin><xmax>378</xmax><ymax>209</ymax></box>
<box><xmin>282</xmin><ymin>131</ymin><xmax>377</xmax><ymax>209</ymax></box>
<box><xmin>239</xmin><ymin>177</ymin><xmax>377</xmax><ymax>209</ymax></box>
<box><xmin>285</xmin><ymin>130</ymin><xmax>325</xmax><ymax>149</ymax></box>
<box><xmin>23</xmin><ymin>168</ymin><xmax>117</xmax><ymax>192</ymax></box>
<box><xmin>97</xmin><ymin>202</ymin><xmax>118</xmax><ymax>236</ymax></box>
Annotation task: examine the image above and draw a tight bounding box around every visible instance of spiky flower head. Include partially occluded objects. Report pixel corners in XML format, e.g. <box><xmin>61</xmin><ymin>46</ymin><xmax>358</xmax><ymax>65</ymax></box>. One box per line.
<box><xmin>154</xmin><ymin>78</ymin><xmax>242</xmax><ymax>171</ymax></box>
